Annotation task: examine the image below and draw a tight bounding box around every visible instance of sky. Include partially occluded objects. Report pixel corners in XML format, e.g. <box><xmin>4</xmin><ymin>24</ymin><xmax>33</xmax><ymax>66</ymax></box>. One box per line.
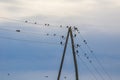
<box><xmin>0</xmin><ymin>0</ymin><xmax>120</xmax><ymax>80</ymax></box>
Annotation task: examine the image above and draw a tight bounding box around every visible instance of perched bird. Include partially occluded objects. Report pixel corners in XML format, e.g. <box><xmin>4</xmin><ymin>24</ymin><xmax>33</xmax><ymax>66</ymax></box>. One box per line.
<box><xmin>89</xmin><ymin>60</ymin><xmax>92</xmax><ymax>63</ymax></box>
<box><xmin>74</xmin><ymin>26</ymin><xmax>79</xmax><ymax>32</ymax></box>
<box><xmin>45</xmin><ymin>24</ymin><xmax>47</xmax><ymax>26</ymax></box>
<box><xmin>87</xmin><ymin>57</ymin><xmax>89</xmax><ymax>59</ymax></box>
<box><xmin>8</xmin><ymin>73</ymin><xmax>10</xmax><ymax>76</ymax></box>
<box><xmin>46</xmin><ymin>33</ymin><xmax>49</xmax><ymax>36</ymax></box>
<box><xmin>16</xmin><ymin>30</ymin><xmax>20</xmax><ymax>32</ymax></box>
<box><xmin>74</xmin><ymin>34</ymin><xmax>77</xmax><ymax>37</ymax></box>
<box><xmin>77</xmin><ymin>44</ymin><xmax>80</xmax><ymax>47</ymax></box>
<box><xmin>45</xmin><ymin>76</ymin><xmax>48</xmax><ymax>78</ymax></box>
<box><xmin>25</xmin><ymin>20</ymin><xmax>28</xmax><ymax>23</ymax></box>
<box><xmin>74</xmin><ymin>26</ymin><xmax>78</xmax><ymax>31</ymax></box>
<box><xmin>90</xmin><ymin>50</ymin><xmax>93</xmax><ymax>53</ymax></box>
<box><xmin>66</xmin><ymin>26</ymin><xmax>69</xmax><ymax>28</ymax></box>
<box><xmin>60</xmin><ymin>25</ymin><xmax>62</xmax><ymax>28</ymax></box>
<box><xmin>61</xmin><ymin>36</ymin><xmax>64</xmax><ymax>39</ymax></box>
<box><xmin>60</xmin><ymin>42</ymin><xmax>62</xmax><ymax>45</ymax></box>
<box><xmin>83</xmin><ymin>40</ymin><xmax>87</xmax><ymax>44</ymax></box>
<box><xmin>76</xmin><ymin>50</ymin><xmax>79</xmax><ymax>53</ymax></box>
<box><xmin>84</xmin><ymin>53</ymin><xmax>87</xmax><ymax>56</ymax></box>
<box><xmin>64</xmin><ymin>76</ymin><xmax>67</xmax><ymax>79</ymax></box>
<box><xmin>53</xmin><ymin>34</ymin><xmax>56</xmax><ymax>36</ymax></box>
<box><xmin>45</xmin><ymin>24</ymin><xmax>49</xmax><ymax>26</ymax></box>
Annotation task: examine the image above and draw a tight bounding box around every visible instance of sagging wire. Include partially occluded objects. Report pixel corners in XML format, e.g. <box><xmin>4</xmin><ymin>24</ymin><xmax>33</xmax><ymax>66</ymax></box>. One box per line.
<box><xmin>73</xmin><ymin>28</ymin><xmax>112</xmax><ymax>80</ymax></box>
<box><xmin>0</xmin><ymin>17</ymin><xmax>70</xmax><ymax>29</ymax></box>
<box><xmin>0</xmin><ymin>35</ymin><xmax>64</xmax><ymax>46</ymax></box>
<box><xmin>73</xmin><ymin>26</ymin><xmax>112</xmax><ymax>80</ymax></box>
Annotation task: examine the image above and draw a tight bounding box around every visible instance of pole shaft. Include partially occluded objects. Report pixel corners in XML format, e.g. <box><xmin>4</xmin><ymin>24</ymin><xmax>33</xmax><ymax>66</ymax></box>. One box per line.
<box><xmin>69</xmin><ymin>27</ymin><xmax>79</xmax><ymax>80</ymax></box>
<box><xmin>57</xmin><ymin>27</ymin><xmax>79</xmax><ymax>80</ymax></box>
<box><xmin>57</xmin><ymin>28</ymin><xmax>70</xmax><ymax>80</ymax></box>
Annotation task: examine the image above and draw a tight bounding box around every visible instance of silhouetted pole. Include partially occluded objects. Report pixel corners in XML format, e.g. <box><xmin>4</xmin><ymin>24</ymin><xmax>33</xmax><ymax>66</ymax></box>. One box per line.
<box><xmin>57</xmin><ymin>27</ymin><xmax>70</xmax><ymax>80</ymax></box>
<box><xmin>69</xmin><ymin>27</ymin><xmax>79</xmax><ymax>80</ymax></box>
<box><xmin>57</xmin><ymin>27</ymin><xmax>79</xmax><ymax>80</ymax></box>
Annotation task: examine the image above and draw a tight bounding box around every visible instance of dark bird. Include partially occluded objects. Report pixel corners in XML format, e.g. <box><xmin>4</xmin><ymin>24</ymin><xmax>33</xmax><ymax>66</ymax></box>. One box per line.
<box><xmin>60</xmin><ymin>42</ymin><xmax>63</xmax><ymax>45</ymax></box>
<box><xmin>25</xmin><ymin>20</ymin><xmax>28</xmax><ymax>23</ymax></box>
<box><xmin>89</xmin><ymin>60</ymin><xmax>92</xmax><ymax>63</ymax></box>
<box><xmin>66</xmin><ymin>26</ymin><xmax>69</xmax><ymax>28</ymax></box>
<box><xmin>74</xmin><ymin>26</ymin><xmax>78</xmax><ymax>30</ymax></box>
<box><xmin>64</xmin><ymin>76</ymin><xmax>67</xmax><ymax>79</ymax></box>
<box><xmin>83</xmin><ymin>40</ymin><xmax>87</xmax><ymax>44</ymax></box>
<box><xmin>16</xmin><ymin>30</ymin><xmax>20</xmax><ymax>32</ymax></box>
<box><xmin>87</xmin><ymin>57</ymin><xmax>89</xmax><ymax>59</ymax></box>
<box><xmin>90</xmin><ymin>50</ymin><xmax>93</xmax><ymax>53</ymax></box>
<box><xmin>60</xmin><ymin>25</ymin><xmax>62</xmax><ymax>28</ymax></box>
<box><xmin>46</xmin><ymin>33</ymin><xmax>49</xmax><ymax>36</ymax></box>
<box><xmin>61</xmin><ymin>36</ymin><xmax>64</xmax><ymax>39</ymax></box>
<box><xmin>84</xmin><ymin>53</ymin><xmax>87</xmax><ymax>56</ymax></box>
<box><xmin>45</xmin><ymin>76</ymin><xmax>48</xmax><ymax>78</ymax></box>
<box><xmin>8</xmin><ymin>73</ymin><xmax>10</xmax><ymax>76</ymax></box>
<box><xmin>53</xmin><ymin>34</ymin><xmax>56</xmax><ymax>36</ymax></box>
<box><xmin>77</xmin><ymin>44</ymin><xmax>80</xmax><ymax>47</ymax></box>
<box><xmin>76</xmin><ymin>50</ymin><xmax>79</xmax><ymax>53</ymax></box>
<box><xmin>74</xmin><ymin>34</ymin><xmax>77</xmax><ymax>37</ymax></box>
<box><xmin>74</xmin><ymin>26</ymin><xmax>79</xmax><ymax>32</ymax></box>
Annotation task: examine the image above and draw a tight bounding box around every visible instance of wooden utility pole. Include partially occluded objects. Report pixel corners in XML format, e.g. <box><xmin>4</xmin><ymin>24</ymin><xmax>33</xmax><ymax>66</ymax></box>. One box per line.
<box><xmin>57</xmin><ymin>27</ymin><xmax>79</xmax><ymax>80</ymax></box>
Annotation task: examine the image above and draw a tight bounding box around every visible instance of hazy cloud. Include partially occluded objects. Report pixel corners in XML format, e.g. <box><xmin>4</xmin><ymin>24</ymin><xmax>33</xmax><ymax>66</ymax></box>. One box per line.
<box><xmin>0</xmin><ymin>1</ymin><xmax>120</xmax><ymax>80</ymax></box>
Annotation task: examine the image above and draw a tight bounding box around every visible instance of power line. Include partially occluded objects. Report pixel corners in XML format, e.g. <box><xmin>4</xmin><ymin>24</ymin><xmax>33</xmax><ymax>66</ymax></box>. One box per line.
<box><xmin>90</xmin><ymin>61</ymin><xmax>105</xmax><ymax>80</ymax></box>
<box><xmin>0</xmin><ymin>17</ymin><xmax>69</xmax><ymax>29</ymax></box>
<box><xmin>77</xmin><ymin>55</ymin><xmax>98</xmax><ymax>80</ymax></box>
<box><xmin>74</xmin><ymin>28</ymin><xmax>112</xmax><ymax>80</ymax></box>
<box><xmin>69</xmin><ymin>27</ymin><xmax>104</xmax><ymax>80</ymax></box>
<box><xmin>0</xmin><ymin>27</ymin><xmax>65</xmax><ymax>38</ymax></box>
<box><xmin>73</xmin><ymin>34</ymin><xmax>106</xmax><ymax>80</ymax></box>
<box><xmin>0</xmin><ymin>27</ymin><xmax>68</xmax><ymax>46</ymax></box>
<box><xmin>0</xmin><ymin>36</ymin><xmax>62</xmax><ymax>46</ymax></box>
<box><xmin>0</xmin><ymin>16</ymin><xmax>112</xmax><ymax>80</ymax></box>
<box><xmin>78</xmin><ymin>47</ymin><xmax>105</xmax><ymax>80</ymax></box>
<box><xmin>83</xmin><ymin>42</ymin><xmax>113</xmax><ymax>80</ymax></box>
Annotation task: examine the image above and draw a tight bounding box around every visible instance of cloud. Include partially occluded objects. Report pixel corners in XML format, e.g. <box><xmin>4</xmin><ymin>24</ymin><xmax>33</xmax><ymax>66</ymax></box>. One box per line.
<box><xmin>0</xmin><ymin>0</ymin><xmax>18</xmax><ymax>3</ymax></box>
<box><xmin>0</xmin><ymin>1</ymin><xmax>120</xmax><ymax>80</ymax></box>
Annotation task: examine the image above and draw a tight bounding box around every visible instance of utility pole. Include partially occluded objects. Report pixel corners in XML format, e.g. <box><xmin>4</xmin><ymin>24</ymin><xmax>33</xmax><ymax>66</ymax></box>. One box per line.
<box><xmin>57</xmin><ymin>27</ymin><xmax>79</xmax><ymax>80</ymax></box>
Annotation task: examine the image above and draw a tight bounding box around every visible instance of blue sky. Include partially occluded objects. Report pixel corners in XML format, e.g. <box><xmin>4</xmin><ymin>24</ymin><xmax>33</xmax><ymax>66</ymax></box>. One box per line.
<box><xmin>0</xmin><ymin>0</ymin><xmax>120</xmax><ymax>80</ymax></box>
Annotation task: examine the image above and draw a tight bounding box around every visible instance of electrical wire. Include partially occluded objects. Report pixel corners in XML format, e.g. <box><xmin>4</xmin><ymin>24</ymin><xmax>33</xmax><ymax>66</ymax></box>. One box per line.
<box><xmin>0</xmin><ymin>17</ymin><xmax>112</xmax><ymax>80</ymax></box>
<box><xmin>78</xmin><ymin>47</ymin><xmax>105</xmax><ymax>80</ymax></box>
<box><xmin>84</xmin><ymin>42</ymin><xmax>113</xmax><ymax>80</ymax></box>
<box><xmin>77</xmin><ymin>54</ymin><xmax>98</xmax><ymax>80</ymax></box>
<box><xmin>0</xmin><ymin>27</ymin><xmax>64</xmax><ymax>38</ymax></box>
<box><xmin>0</xmin><ymin>17</ymin><xmax>69</xmax><ymax>29</ymax></box>
<box><xmin>0</xmin><ymin>36</ymin><xmax>62</xmax><ymax>46</ymax></box>
<box><xmin>73</xmin><ymin>33</ymin><xmax>106</xmax><ymax>80</ymax></box>
<box><xmin>0</xmin><ymin>27</ymin><xmax>68</xmax><ymax>46</ymax></box>
<box><xmin>75</xmin><ymin>28</ymin><xmax>112</xmax><ymax>80</ymax></box>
